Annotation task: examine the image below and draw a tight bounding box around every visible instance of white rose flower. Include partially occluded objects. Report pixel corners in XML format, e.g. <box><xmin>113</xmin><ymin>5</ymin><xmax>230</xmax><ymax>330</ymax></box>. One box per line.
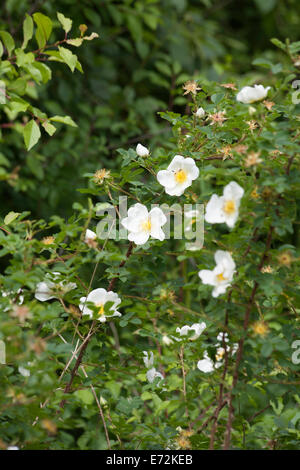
<box><xmin>35</xmin><ymin>272</ymin><xmax>76</xmax><ymax>302</ymax></box>
<box><xmin>136</xmin><ymin>143</ymin><xmax>149</xmax><ymax>157</ymax></box>
<box><xmin>121</xmin><ymin>203</ymin><xmax>167</xmax><ymax>245</ymax></box>
<box><xmin>197</xmin><ymin>353</ymin><xmax>215</xmax><ymax>373</ymax></box>
<box><xmin>195</xmin><ymin>107</ymin><xmax>205</xmax><ymax>118</ymax></box>
<box><xmin>176</xmin><ymin>322</ymin><xmax>206</xmax><ymax>341</ymax></box>
<box><xmin>157</xmin><ymin>155</ymin><xmax>199</xmax><ymax>196</ymax></box>
<box><xmin>79</xmin><ymin>288</ymin><xmax>121</xmax><ymax>323</ymax></box>
<box><xmin>236</xmin><ymin>84</ymin><xmax>270</xmax><ymax>104</ymax></box>
<box><xmin>197</xmin><ymin>332</ymin><xmax>238</xmax><ymax>373</ymax></box>
<box><xmin>198</xmin><ymin>250</ymin><xmax>236</xmax><ymax>297</ymax></box>
<box><xmin>205</xmin><ymin>181</ymin><xmax>244</xmax><ymax>228</ymax></box>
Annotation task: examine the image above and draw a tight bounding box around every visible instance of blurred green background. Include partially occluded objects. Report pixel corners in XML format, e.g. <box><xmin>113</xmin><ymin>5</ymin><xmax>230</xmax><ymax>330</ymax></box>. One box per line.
<box><xmin>1</xmin><ymin>0</ymin><xmax>299</xmax><ymax>218</ymax></box>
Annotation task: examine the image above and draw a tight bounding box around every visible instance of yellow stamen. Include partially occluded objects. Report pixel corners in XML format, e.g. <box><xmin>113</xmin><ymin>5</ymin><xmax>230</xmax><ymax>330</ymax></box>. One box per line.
<box><xmin>216</xmin><ymin>349</ymin><xmax>225</xmax><ymax>361</ymax></box>
<box><xmin>175</xmin><ymin>169</ymin><xmax>187</xmax><ymax>184</ymax></box>
<box><xmin>97</xmin><ymin>304</ymin><xmax>105</xmax><ymax>316</ymax></box>
<box><xmin>217</xmin><ymin>272</ymin><xmax>226</xmax><ymax>282</ymax></box>
<box><xmin>223</xmin><ymin>200</ymin><xmax>235</xmax><ymax>214</ymax></box>
<box><xmin>141</xmin><ymin>219</ymin><xmax>152</xmax><ymax>232</ymax></box>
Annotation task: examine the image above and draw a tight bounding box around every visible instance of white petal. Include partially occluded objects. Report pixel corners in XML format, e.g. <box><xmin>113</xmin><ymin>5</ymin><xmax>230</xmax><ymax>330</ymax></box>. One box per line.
<box><xmin>205</xmin><ymin>194</ymin><xmax>225</xmax><ymax>224</ymax></box>
<box><xmin>167</xmin><ymin>155</ymin><xmax>185</xmax><ymax>171</ymax></box>
<box><xmin>105</xmin><ymin>291</ymin><xmax>121</xmax><ymax>310</ymax></box>
<box><xmin>198</xmin><ymin>269</ymin><xmax>216</xmax><ymax>286</ymax></box>
<box><xmin>157</xmin><ymin>170</ymin><xmax>176</xmax><ymax>189</ymax></box>
<box><xmin>165</xmin><ymin>180</ymin><xmax>191</xmax><ymax>196</ymax></box>
<box><xmin>143</xmin><ymin>351</ymin><xmax>154</xmax><ymax>368</ymax></box>
<box><xmin>136</xmin><ymin>143</ymin><xmax>149</xmax><ymax>157</ymax></box>
<box><xmin>212</xmin><ymin>284</ymin><xmax>228</xmax><ymax>297</ymax></box>
<box><xmin>128</xmin><ymin>230</ymin><xmax>150</xmax><ymax>245</ymax></box>
<box><xmin>85</xmin><ymin>229</ymin><xmax>97</xmax><ymax>241</ymax></box>
<box><xmin>86</xmin><ymin>288</ymin><xmax>107</xmax><ymax>304</ymax></box>
<box><xmin>149</xmin><ymin>207</ymin><xmax>167</xmax><ymax>226</ymax></box>
<box><xmin>223</xmin><ymin>181</ymin><xmax>244</xmax><ymax>201</ymax></box>
<box><xmin>35</xmin><ymin>282</ymin><xmax>55</xmax><ymax>302</ymax></box>
<box><xmin>182</xmin><ymin>158</ymin><xmax>199</xmax><ymax>180</ymax></box>
<box><xmin>197</xmin><ymin>358</ymin><xmax>214</xmax><ymax>373</ymax></box>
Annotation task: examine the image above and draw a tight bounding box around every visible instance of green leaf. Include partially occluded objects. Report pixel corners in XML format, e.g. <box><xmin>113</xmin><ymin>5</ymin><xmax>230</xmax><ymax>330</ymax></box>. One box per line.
<box><xmin>271</xmin><ymin>38</ymin><xmax>286</xmax><ymax>51</ymax></box>
<box><xmin>50</xmin><ymin>115</ymin><xmax>77</xmax><ymax>127</ymax></box>
<box><xmin>66</xmin><ymin>38</ymin><xmax>83</xmax><ymax>47</ymax></box>
<box><xmin>33</xmin><ymin>12</ymin><xmax>52</xmax><ymax>49</ymax></box>
<box><xmin>0</xmin><ymin>31</ymin><xmax>15</xmax><ymax>57</ymax></box>
<box><xmin>23</xmin><ymin>119</ymin><xmax>41</xmax><ymax>151</ymax></box>
<box><xmin>57</xmin><ymin>12</ymin><xmax>73</xmax><ymax>34</ymax></box>
<box><xmin>58</xmin><ymin>46</ymin><xmax>77</xmax><ymax>72</ymax></box>
<box><xmin>22</xmin><ymin>14</ymin><xmax>34</xmax><ymax>49</ymax></box>
<box><xmin>42</xmin><ymin>121</ymin><xmax>56</xmax><ymax>136</ymax></box>
<box><xmin>32</xmin><ymin>62</ymin><xmax>52</xmax><ymax>83</ymax></box>
<box><xmin>0</xmin><ymin>40</ymin><xmax>3</xmax><ymax>58</ymax></box>
<box><xmin>4</xmin><ymin>211</ymin><xmax>20</xmax><ymax>225</ymax></box>
<box><xmin>75</xmin><ymin>389</ymin><xmax>94</xmax><ymax>405</ymax></box>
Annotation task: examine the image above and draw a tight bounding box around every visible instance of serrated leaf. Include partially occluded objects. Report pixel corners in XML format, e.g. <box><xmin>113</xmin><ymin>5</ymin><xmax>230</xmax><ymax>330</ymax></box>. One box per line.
<box><xmin>23</xmin><ymin>119</ymin><xmax>41</xmax><ymax>150</ymax></box>
<box><xmin>22</xmin><ymin>14</ymin><xmax>33</xmax><ymax>49</ymax></box>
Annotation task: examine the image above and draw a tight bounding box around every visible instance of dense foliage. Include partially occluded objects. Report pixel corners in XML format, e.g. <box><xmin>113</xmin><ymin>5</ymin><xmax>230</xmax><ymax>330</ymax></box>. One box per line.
<box><xmin>0</xmin><ymin>1</ymin><xmax>300</xmax><ymax>451</ymax></box>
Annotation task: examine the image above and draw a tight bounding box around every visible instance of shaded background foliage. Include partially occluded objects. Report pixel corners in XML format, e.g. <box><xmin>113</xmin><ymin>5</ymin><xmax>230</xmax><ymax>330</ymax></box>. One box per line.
<box><xmin>1</xmin><ymin>0</ymin><xmax>300</xmax><ymax>218</ymax></box>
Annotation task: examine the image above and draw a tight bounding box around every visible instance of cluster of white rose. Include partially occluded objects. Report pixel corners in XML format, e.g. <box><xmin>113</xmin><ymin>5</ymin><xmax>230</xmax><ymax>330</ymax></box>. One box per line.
<box><xmin>33</xmin><ymin>83</ymin><xmax>270</xmax><ymax>377</ymax></box>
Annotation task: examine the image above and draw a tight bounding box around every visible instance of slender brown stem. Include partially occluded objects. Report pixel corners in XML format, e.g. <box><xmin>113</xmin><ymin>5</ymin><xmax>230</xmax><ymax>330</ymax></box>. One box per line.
<box><xmin>209</xmin><ymin>291</ymin><xmax>231</xmax><ymax>449</ymax></box>
<box><xmin>223</xmin><ymin>226</ymin><xmax>273</xmax><ymax>449</ymax></box>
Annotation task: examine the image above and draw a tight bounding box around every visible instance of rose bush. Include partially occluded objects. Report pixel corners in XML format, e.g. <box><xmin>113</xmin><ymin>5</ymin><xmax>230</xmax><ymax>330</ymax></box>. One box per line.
<box><xmin>0</xmin><ymin>8</ymin><xmax>300</xmax><ymax>451</ymax></box>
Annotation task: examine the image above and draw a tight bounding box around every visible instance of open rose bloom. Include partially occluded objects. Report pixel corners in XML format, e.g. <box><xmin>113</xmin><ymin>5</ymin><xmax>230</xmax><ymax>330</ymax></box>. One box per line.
<box><xmin>157</xmin><ymin>155</ymin><xmax>199</xmax><ymax>196</ymax></box>
<box><xmin>121</xmin><ymin>203</ymin><xmax>167</xmax><ymax>245</ymax></box>
<box><xmin>176</xmin><ymin>322</ymin><xmax>206</xmax><ymax>341</ymax></box>
<box><xmin>79</xmin><ymin>288</ymin><xmax>121</xmax><ymax>322</ymax></box>
<box><xmin>198</xmin><ymin>250</ymin><xmax>236</xmax><ymax>297</ymax></box>
<box><xmin>35</xmin><ymin>272</ymin><xmax>76</xmax><ymax>302</ymax></box>
<box><xmin>197</xmin><ymin>332</ymin><xmax>238</xmax><ymax>373</ymax></box>
<box><xmin>205</xmin><ymin>181</ymin><xmax>244</xmax><ymax>228</ymax></box>
<box><xmin>236</xmin><ymin>84</ymin><xmax>270</xmax><ymax>104</ymax></box>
